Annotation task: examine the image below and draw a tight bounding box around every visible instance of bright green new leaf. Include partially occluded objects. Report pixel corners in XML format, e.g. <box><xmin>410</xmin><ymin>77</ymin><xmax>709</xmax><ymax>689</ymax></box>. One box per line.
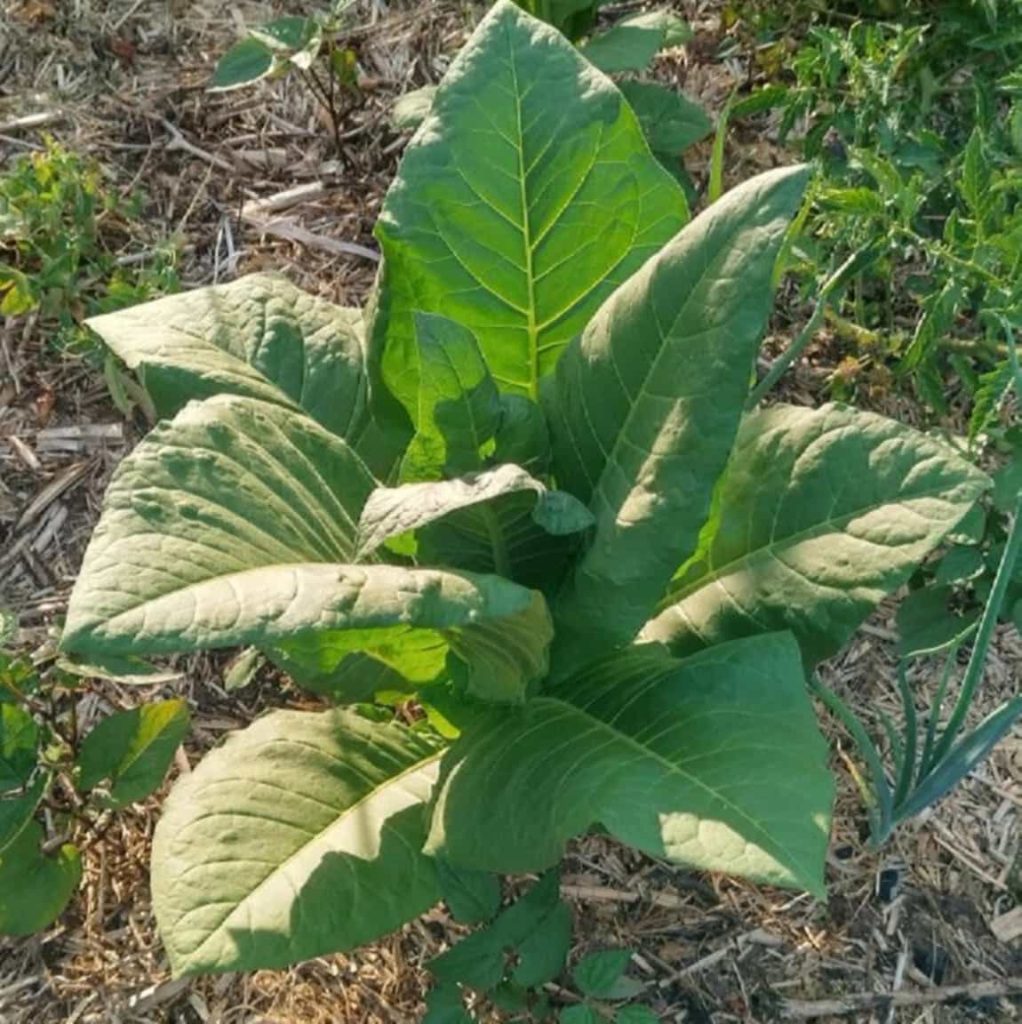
<box><xmin>210</xmin><ymin>37</ymin><xmax>275</xmax><ymax>90</ymax></box>
<box><xmin>371</xmin><ymin>0</ymin><xmax>686</xmax><ymax>409</ymax></box>
<box><xmin>86</xmin><ymin>275</ymin><xmax>371</xmax><ymax>447</ymax></box>
<box><xmin>642</xmin><ymin>403</ymin><xmax>989</xmax><ymax>664</ymax></box>
<box><xmin>0</xmin><ymin>821</ymin><xmax>81</xmax><ymax>936</ymax></box>
<box><xmin>401</xmin><ymin>312</ymin><xmax>501</xmax><ymax>480</ymax></box>
<box><xmin>580</xmin><ymin>12</ymin><xmax>692</xmax><ymax>74</ymax></box>
<box><xmin>152</xmin><ymin>709</ymin><xmax>443</xmax><ymax>975</ymax></box>
<box><xmin>428</xmin><ymin>633</ymin><xmax>832</xmax><ymax>895</ymax></box>
<box><xmin>619</xmin><ymin>81</ymin><xmax>712</xmax><ymax>156</ymax></box>
<box><xmin>261</xmin><ymin>567</ymin><xmax>552</xmax><ymax>704</ymax></box>
<box><xmin>77</xmin><ymin>699</ymin><xmax>190</xmax><ymax>808</ymax></box>
<box><xmin>0</xmin><ymin>704</ymin><xmax>38</xmax><ymax>793</ymax></box>
<box><xmin>549</xmin><ymin>166</ymin><xmax>809</xmax><ymax>669</ymax></box>
<box><xmin>357</xmin><ymin>463</ymin><xmax>593</xmax><ymax>558</ymax></box>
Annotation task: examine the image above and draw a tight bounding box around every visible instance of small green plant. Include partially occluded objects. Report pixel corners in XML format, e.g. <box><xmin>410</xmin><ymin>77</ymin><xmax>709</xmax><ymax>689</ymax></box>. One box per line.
<box><xmin>0</xmin><ymin>611</ymin><xmax>189</xmax><ymax>934</ymax></box>
<box><xmin>51</xmin><ymin>0</ymin><xmax>987</xmax><ymax>996</ymax></box>
<box><xmin>211</xmin><ymin>3</ymin><xmax>362</xmax><ymax>154</ymax></box>
<box><xmin>0</xmin><ymin>140</ymin><xmax>178</xmax><ymax>354</ymax></box>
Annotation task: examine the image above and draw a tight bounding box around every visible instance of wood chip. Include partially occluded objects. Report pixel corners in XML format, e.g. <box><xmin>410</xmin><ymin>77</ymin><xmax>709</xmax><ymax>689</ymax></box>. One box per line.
<box><xmin>991</xmin><ymin>905</ymin><xmax>1022</xmax><ymax>943</ymax></box>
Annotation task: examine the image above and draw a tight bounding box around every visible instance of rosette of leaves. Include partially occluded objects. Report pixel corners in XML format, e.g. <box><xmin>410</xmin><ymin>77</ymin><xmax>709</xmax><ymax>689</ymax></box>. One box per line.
<box><xmin>64</xmin><ymin>0</ymin><xmax>986</xmax><ymax>980</ymax></box>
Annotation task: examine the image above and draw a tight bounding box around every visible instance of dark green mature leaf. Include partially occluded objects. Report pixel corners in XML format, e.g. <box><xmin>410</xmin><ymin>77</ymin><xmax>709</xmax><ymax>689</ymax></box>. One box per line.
<box><xmin>616</xmin><ymin>1006</ymin><xmax>659</xmax><ymax>1024</ymax></box>
<box><xmin>560</xmin><ymin>1007</ymin><xmax>599</xmax><ymax>1024</ymax></box>
<box><xmin>357</xmin><ymin>464</ymin><xmax>593</xmax><ymax>558</ymax></box>
<box><xmin>573</xmin><ymin>949</ymin><xmax>632</xmax><ymax>998</ymax></box>
<box><xmin>0</xmin><ymin>775</ymin><xmax>45</xmax><ymax>855</ymax></box>
<box><xmin>428</xmin><ymin>633</ymin><xmax>832</xmax><ymax>895</ymax></box>
<box><xmin>152</xmin><ymin>709</ymin><xmax>443</xmax><ymax>975</ymax></box>
<box><xmin>580</xmin><ymin>12</ymin><xmax>692</xmax><ymax>74</ymax></box>
<box><xmin>437</xmin><ymin>861</ymin><xmax>501</xmax><ymax>924</ymax></box>
<box><xmin>210</xmin><ymin>37</ymin><xmax>275</xmax><ymax>90</ymax></box>
<box><xmin>897</xmin><ymin>587</ymin><xmax>979</xmax><ymax>659</ymax></box>
<box><xmin>86</xmin><ymin>275</ymin><xmax>371</xmax><ymax>448</ymax></box>
<box><xmin>430</xmin><ymin>871</ymin><xmax>568</xmax><ymax>990</ymax></box>
<box><xmin>0</xmin><ymin>704</ymin><xmax>38</xmax><ymax>793</ymax></box>
<box><xmin>619</xmin><ymin>81</ymin><xmax>712</xmax><ymax>156</ymax></box>
<box><xmin>642</xmin><ymin>403</ymin><xmax>989</xmax><ymax>665</ymax></box>
<box><xmin>77</xmin><ymin>700</ymin><xmax>190</xmax><ymax>808</ymax></box>
<box><xmin>371</xmin><ymin>0</ymin><xmax>686</xmax><ymax>410</ymax></box>
<box><xmin>492</xmin><ymin>394</ymin><xmax>550</xmax><ymax>472</ymax></box>
<box><xmin>548</xmin><ymin>166</ymin><xmax>809</xmax><ymax>670</ymax></box>
<box><xmin>401</xmin><ymin>313</ymin><xmax>501</xmax><ymax>481</ymax></box>
<box><xmin>424</xmin><ymin>983</ymin><xmax>473</xmax><ymax>1024</ymax></box>
<box><xmin>0</xmin><ymin>821</ymin><xmax>81</xmax><ymax>935</ymax></box>
<box><xmin>61</xmin><ymin>395</ymin><xmax>373</xmax><ymax>655</ymax></box>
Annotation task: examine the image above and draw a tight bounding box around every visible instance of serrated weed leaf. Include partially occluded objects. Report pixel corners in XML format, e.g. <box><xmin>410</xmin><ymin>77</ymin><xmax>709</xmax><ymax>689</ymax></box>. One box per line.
<box><xmin>572</xmin><ymin>948</ymin><xmax>632</xmax><ymax>998</ymax></box>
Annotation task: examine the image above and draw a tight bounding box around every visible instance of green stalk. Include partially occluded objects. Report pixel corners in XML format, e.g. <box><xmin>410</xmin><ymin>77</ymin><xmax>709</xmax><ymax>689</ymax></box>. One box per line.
<box><xmin>930</xmin><ymin>330</ymin><xmax>1022</xmax><ymax>763</ymax></box>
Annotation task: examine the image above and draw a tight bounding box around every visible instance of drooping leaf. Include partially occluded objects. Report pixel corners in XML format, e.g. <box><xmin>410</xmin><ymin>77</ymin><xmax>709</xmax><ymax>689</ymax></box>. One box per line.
<box><xmin>210</xmin><ymin>37</ymin><xmax>275</xmax><ymax>90</ymax></box>
<box><xmin>261</xmin><ymin>567</ymin><xmax>552</xmax><ymax>704</ymax></box>
<box><xmin>61</xmin><ymin>394</ymin><xmax>373</xmax><ymax>655</ymax></box>
<box><xmin>0</xmin><ymin>821</ymin><xmax>81</xmax><ymax>936</ymax></box>
<box><xmin>0</xmin><ymin>703</ymin><xmax>38</xmax><ymax>794</ymax></box>
<box><xmin>428</xmin><ymin>633</ymin><xmax>832</xmax><ymax>896</ymax></box>
<box><xmin>580</xmin><ymin>12</ymin><xmax>692</xmax><ymax>74</ymax></box>
<box><xmin>642</xmin><ymin>403</ymin><xmax>989</xmax><ymax>665</ymax></box>
<box><xmin>619</xmin><ymin>81</ymin><xmax>712</xmax><ymax>156</ymax></box>
<box><xmin>371</xmin><ymin>0</ymin><xmax>686</xmax><ymax>411</ymax></box>
<box><xmin>401</xmin><ymin>313</ymin><xmax>501</xmax><ymax>481</ymax></box>
<box><xmin>548</xmin><ymin>166</ymin><xmax>809</xmax><ymax>670</ymax></box>
<box><xmin>86</xmin><ymin>275</ymin><xmax>371</xmax><ymax>448</ymax></box>
<box><xmin>77</xmin><ymin>699</ymin><xmax>190</xmax><ymax>808</ymax></box>
<box><xmin>151</xmin><ymin>709</ymin><xmax>443</xmax><ymax>975</ymax></box>
<box><xmin>357</xmin><ymin>464</ymin><xmax>593</xmax><ymax>559</ymax></box>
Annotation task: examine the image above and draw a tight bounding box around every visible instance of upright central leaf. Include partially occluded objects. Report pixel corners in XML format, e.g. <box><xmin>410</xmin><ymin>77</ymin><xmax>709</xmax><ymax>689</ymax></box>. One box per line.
<box><xmin>371</xmin><ymin>0</ymin><xmax>686</xmax><ymax>408</ymax></box>
<box><xmin>547</xmin><ymin>166</ymin><xmax>809</xmax><ymax>671</ymax></box>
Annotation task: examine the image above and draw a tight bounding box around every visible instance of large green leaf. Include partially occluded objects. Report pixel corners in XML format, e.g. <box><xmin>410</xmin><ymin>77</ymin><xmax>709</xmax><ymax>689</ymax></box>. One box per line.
<box><xmin>428</xmin><ymin>633</ymin><xmax>832</xmax><ymax>894</ymax></box>
<box><xmin>61</xmin><ymin>394</ymin><xmax>373</xmax><ymax>654</ymax></box>
<box><xmin>357</xmin><ymin>463</ymin><xmax>593</xmax><ymax>559</ymax></box>
<box><xmin>87</xmin><ymin>275</ymin><xmax>370</xmax><ymax>443</ymax></box>
<box><xmin>371</xmin><ymin>0</ymin><xmax>686</xmax><ymax>410</ymax></box>
<box><xmin>641</xmin><ymin>403</ymin><xmax>990</xmax><ymax>664</ymax></box>
<box><xmin>547</xmin><ymin>166</ymin><xmax>809</xmax><ymax>670</ymax></box>
<box><xmin>77</xmin><ymin>699</ymin><xmax>190</xmax><ymax>808</ymax></box>
<box><xmin>151</xmin><ymin>709</ymin><xmax>442</xmax><ymax>974</ymax></box>
<box><xmin>0</xmin><ymin>820</ymin><xmax>81</xmax><ymax>935</ymax></box>
<box><xmin>401</xmin><ymin>313</ymin><xmax>501</xmax><ymax>481</ymax></box>
<box><xmin>261</xmin><ymin>566</ymin><xmax>554</xmax><ymax>704</ymax></box>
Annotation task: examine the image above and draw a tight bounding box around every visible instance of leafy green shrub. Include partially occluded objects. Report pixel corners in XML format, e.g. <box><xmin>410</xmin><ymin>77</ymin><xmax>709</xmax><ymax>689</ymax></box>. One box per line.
<box><xmin>743</xmin><ymin>4</ymin><xmax>1022</xmax><ymax>413</ymax></box>
<box><xmin>0</xmin><ymin>139</ymin><xmax>178</xmax><ymax>353</ymax></box>
<box><xmin>55</xmin><ymin>0</ymin><xmax>986</xmax><ymax>996</ymax></box>
<box><xmin>0</xmin><ymin>611</ymin><xmax>188</xmax><ymax>934</ymax></box>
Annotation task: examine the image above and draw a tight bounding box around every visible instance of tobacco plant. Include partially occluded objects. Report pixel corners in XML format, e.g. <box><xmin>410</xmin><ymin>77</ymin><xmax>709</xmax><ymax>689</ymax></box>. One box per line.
<box><xmin>54</xmin><ymin>0</ymin><xmax>988</xmax><ymax>986</ymax></box>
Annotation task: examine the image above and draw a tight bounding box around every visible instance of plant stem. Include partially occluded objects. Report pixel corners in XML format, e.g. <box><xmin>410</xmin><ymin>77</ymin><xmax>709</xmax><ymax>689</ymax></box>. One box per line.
<box><xmin>747</xmin><ymin>299</ymin><xmax>828</xmax><ymax>408</ymax></box>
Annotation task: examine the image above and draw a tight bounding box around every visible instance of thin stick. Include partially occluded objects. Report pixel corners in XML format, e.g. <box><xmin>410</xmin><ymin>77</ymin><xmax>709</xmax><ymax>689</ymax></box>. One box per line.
<box><xmin>781</xmin><ymin>976</ymin><xmax>1022</xmax><ymax>1019</ymax></box>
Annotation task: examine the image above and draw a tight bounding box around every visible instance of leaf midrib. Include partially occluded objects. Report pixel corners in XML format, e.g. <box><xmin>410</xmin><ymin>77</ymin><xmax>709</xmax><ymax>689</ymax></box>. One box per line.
<box><xmin>540</xmin><ymin>693</ymin><xmax>817</xmax><ymax>886</ymax></box>
<box><xmin>655</xmin><ymin>476</ymin><xmax>975</xmax><ymax>615</ymax></box>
